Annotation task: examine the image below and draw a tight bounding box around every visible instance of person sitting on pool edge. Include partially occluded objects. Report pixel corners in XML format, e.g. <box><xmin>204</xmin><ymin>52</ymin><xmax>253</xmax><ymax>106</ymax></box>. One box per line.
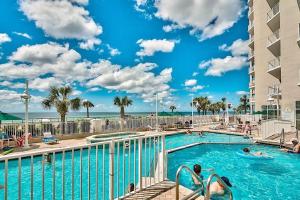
<box><xmin>192</xmin><ymin>164</ymin><xmax>204</xmax><ymax>186</ymax></box>
<box><xmin>209</xmin><ymin>176</ymin><xmax>232</xmax><ymax>196</ymax></box>
<box><xmin>281</xmin><ymin>138</ymin><xmax>300</xmax><ymax>154</ymax></box>
<box><xmin>243</xmin><ymin>147</ymin><xmax>263</xmax><ymax>156</ymax></box>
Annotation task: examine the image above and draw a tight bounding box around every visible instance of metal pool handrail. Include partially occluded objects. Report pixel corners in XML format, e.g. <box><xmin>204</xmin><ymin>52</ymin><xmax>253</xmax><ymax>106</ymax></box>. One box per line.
<box><xmin>175</xmin><ymin>165</ymin><xmax>205</xmax><ymax>200</ymax></box>
<box><xmin>205</xmin><ymin>173</ymin><xmax>233</xmax><ymax>200</ymax></box>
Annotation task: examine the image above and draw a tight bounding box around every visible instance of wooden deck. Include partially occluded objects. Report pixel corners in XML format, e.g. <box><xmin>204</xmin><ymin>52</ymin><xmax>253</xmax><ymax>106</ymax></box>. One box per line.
<box><xmin>121</xmin><ymin>180</ymin><xmax>203</xmax><ymax>200</ymax></box>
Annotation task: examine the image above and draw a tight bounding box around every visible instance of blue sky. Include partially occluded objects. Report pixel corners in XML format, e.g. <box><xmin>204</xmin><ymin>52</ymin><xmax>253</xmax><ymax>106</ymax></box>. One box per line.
<box><xmin>0</xmin><ymin>0</ymin><xmax>249</xmax><ymax>113</ymax></box>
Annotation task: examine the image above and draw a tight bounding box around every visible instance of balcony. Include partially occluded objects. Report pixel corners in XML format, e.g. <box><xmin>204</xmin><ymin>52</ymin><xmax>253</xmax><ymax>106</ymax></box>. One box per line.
<box><xmin>248</xmin><ymin>6</ymin><xmax>254</xmax><ymax>20</ymax></box>
<box><xmin>248</xmin><ymin>0</ymin><xmax>253</xmax><ymax>7</ymax></box>
<box><xmin>250</xmin><ymin>97</ymin><xmax>255</xmax><ymax>103</ymax></box>
<box><xmin>267</xmin><ymin>57</ymin><xmax>281</xmax><ymax>80</ymax></box>
<box><xmin>248</xmin><ymin>21</ymin><xmax>254</xmax><ymax>34</ymax></box>
<box><xmin>297</xmin><ymin>23</ymin><xmax>300</xmax><ymax>47</ymax></box>
<box><xmin>267</xmin><ymin>2</ymin><xmax>280</xmax><ymax>31</ymax></box>
<box><xmin>249</xmin><ymin>81</ymin><xmax>255</xmax><ymax>88</ymax></box>
<box><xmin>267</xmin><ymin>0</ymin><xmax>279</xmax><ymax>8</ymax></box>
<box><xmin>249</xmin><ymin>65</ymin><xmax>255</xmax><ymax>74</ymax></box>
<box><xmin>268</xmin><ymin>85</ymin><xmax>281</xmax><ymax>100</ymax></box>
<box><xmin>248</xmin><ymin>36</ymin><xmax>254</xmax><ymax>48</ymax></box>
<box><xmin>248</xmin><ymin>50</ymin><xmax>254</xmax><ymax>61</ymax></box>
<box><xmin>267</xmin><ymin>29</ymin><xmax>281</xmax><ymax>56</ymax></box>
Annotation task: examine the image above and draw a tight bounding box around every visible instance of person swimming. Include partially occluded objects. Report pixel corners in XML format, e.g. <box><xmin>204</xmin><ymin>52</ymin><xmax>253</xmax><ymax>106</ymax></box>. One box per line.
<box><xmin>186</xmin><ymin>130</ymin><xmax>192</xmax><ymax>134</ymax></box>
<box><xmin>44</xmin><ymin>153</ymin><xmax>52</xmax><ymax>163</ymax></box>
<box><xmin>243</xmin><ymin>147</ymin><xmax>263</xmax><ymax>156</ymax></box>
<box><xmin>192</xmin><ymin>164</ymin><xmax>204</xmax><ymax>186</ymax></box>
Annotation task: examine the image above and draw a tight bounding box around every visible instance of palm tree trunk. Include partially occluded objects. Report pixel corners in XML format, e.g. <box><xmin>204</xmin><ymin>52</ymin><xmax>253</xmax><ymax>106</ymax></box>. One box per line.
<box><xmin>120</xmin><ymin>106</ymin><xmax>125</xmax><ymax>119</ymax></box>
<box><xmin>60</xmin><ymin>114</ymin><xmax>66</xmax><ymax>134</ymax></box>
<box><xmin>87</xmin><ymin>107</ymin><xmax>89</xmax><ymax>118</ymax></box>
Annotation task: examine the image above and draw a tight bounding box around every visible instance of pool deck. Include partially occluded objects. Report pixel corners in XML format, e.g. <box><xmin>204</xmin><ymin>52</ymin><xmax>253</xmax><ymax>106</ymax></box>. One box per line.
<box><xmin>1</xmin><ymin>124</ymin><xmax>293</xmax><ymax>158</ymax></box>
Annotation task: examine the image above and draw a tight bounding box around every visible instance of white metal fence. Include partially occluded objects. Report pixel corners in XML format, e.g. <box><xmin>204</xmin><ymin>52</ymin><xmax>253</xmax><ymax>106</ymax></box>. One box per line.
<box><xmin>0</xmin><ymin>134</ymin><xmax>167</xmax><ymax>200</ymax></box>
<box><xmin>260</xmin><ymin>119</ymin><xmax>294</xmax><ymax>139</ymax></box>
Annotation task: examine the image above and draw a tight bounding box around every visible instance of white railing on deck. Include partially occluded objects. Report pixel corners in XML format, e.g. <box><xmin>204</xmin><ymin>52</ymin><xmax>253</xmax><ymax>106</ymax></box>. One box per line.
<box><xmin>0</xmin><ymin>115</ymin><xmax>221</xmax><ymax>138</ymax></box>
<box><xmin>260</xmin><ymin>119</ymin><xmax>294</xmax><ymax>139</ymax></box>
<box><xmin>0</xmin><ymin>134</ymin><xmax>167</xmax><ymax>200</ymax></box>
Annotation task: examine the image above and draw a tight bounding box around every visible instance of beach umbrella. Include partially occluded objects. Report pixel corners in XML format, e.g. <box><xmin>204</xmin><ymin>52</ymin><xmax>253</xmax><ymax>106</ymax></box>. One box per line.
<box><xmin>0</xmin><ymin>111</ymin><xmax>22</xmax><ymax>123</ymax></box>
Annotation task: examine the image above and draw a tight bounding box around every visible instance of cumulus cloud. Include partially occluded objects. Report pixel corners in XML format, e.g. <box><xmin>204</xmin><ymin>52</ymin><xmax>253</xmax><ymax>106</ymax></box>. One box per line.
<box><xmin>0</xmin><ymin>42</ymin><xmax>173</xmax><ymax>103</ymax></box>
<box><xmin>0</xmin><ymin>33</ymin><xmax>11</xmax><ymax>44</ymax></box>
<box><xmin>0</xmin><ymin>81</ymin><xmax>25</xmax><ymax>89</ymax></box>
<box><xmin>184</xmin><ymin>79</ymin><xmax>197</xmax><ymax>87</ymax></box>
<box><xmin>107</xmin><ymin>44</ymin><xmax>121</xmax><ymax>56</ymax></box>
<box><xmin>219</xmin><ymin>39</ymin><xmax>248</xmax><ymax>56</ymax></box>
<box><xmin>192</xmin><ymin>72</ymin><xmax>199</xmax><ymax>77</ymax></box>
<box><xmin>87</xmin><ymin>61</ymin><xmax>173</xmax><ymax>102</ymax></box>
<box><xmin>186</xmin><ymin>85</ymin><xmax>204</xmax><ymax>92</ymax></box>
<box><xmin>13</xmin><ymin>32</ymin><xmax>32</xmax><ymax>39</ymax></box>
<box><xmin>236</xmin><ymin>91</ymin><xmax>249</xmax><ymax>95</ymax></box>
<box><xmin>19</xmin><ymin>0</ymin><xmax>102</xmax><ymax>50</ymax></box>
<box><xmin>153</xmin><ymin>0</ymin><xmax>244</xmax><ymax>41</ymax></box>
<box><xmin>201</xmin><ymin>56</ymin><xmax>248</xmax><ymax>76</ymax></box>
<box><xmin>136</xmin><ymin>39</ymin><xmax>177</xmax><ymax>57</ymax></box>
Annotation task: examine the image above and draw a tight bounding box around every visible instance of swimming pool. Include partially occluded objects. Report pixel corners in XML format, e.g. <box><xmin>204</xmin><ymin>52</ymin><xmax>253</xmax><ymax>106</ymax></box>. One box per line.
<box><xmin>0</xmin><ymin>132</ymin><xmax>252</xmax><ymax>199</ymax></box>
<box><xmin>168</xmin><ymin>144</ymin><xmax>300</xmax><ymax>200</ymax></box>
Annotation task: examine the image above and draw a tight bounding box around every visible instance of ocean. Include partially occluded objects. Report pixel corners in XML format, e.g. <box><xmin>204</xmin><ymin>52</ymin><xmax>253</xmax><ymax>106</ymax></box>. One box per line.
<box><xmin>10</xmin><ymin>112</ymin><xmax>195</xmax><ymax>120</ymax></box>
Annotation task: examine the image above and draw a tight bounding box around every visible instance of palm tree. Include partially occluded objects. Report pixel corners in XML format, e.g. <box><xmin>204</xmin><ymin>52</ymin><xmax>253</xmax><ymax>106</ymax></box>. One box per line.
<box><xmin>220</xmin><ymin>97</ymin><xmax>226</xmax><ymax>112</ymax></box>
<box><xmin>114</xmin><ymin>96</ymin><xmax>133</xmax><ymax>119</ymax></box>
<box><xmin>42</xmin><ymin>86</ymin><xmax>81</xmax><ymax>133</ymax></box>
<box><xmin>240</xmin><ymin>95</ymin><xmax>250</xmax><ymax>114</ymax></box>
<box><xmin>193</xmin><ymin>97</ymin><xmax>210</xmax><ymax>115</ymax></box>
<box><xmin>83</xmin><ymin>100</ymin><xmax>94</xmax><ymax>118</ymax></box>
<box><xmin>169</xmin><ymin>105</ymin><xmax>176</xmax><ymax>112</ymax></box>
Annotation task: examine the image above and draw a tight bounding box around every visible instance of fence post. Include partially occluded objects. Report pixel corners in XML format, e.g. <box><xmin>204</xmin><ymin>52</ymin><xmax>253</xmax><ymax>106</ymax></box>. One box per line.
<box><xmin>109</xmin><ymin>140</ymin><xmax>115</xmax><ymax>200</ymax></box>
<box><xmin>138</xmin><ymin>137</ymin><xmax>143</xmax><ymax>190</ymax></box>
<box><xmin>161</xmin><ymin>134</ymin><xmax>167</xmax><ymax>180</ymax></box>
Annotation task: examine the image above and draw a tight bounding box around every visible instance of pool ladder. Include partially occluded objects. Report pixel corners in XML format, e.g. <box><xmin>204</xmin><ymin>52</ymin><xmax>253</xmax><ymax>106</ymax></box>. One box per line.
<box><xmin>175</xmin><ymin>165</ymin><xmax>233</xmax><ymax>200</ymax></box>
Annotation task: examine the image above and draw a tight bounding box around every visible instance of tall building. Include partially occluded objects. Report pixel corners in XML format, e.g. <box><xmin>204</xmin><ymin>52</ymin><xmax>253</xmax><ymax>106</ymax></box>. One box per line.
<box><xmin>248</xmin><ymin>0</ymin><xmax>300</xmax><ymax>128</ymax></box>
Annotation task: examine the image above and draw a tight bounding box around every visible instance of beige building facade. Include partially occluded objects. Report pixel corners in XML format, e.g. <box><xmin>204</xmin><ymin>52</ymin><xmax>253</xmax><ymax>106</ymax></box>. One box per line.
<box><xmin>248</xmin><ymin>0</ymin><xmax>300</xmax><ymax>128</ymax></box>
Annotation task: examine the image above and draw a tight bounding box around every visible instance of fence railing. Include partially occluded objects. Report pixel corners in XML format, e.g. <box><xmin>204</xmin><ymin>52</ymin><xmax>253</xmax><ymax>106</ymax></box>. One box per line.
<box><xmin>267</xmin><ymin>29</ymin><xmax>280</xmax><ymax>46</ymax></box>
<box><xmin>268</xmin><ymin>57</ymin><xmax>280</xmax><ymax>71</ymax></box>
<box><xmin>0</xmin><ymin>134</ymin><xmax>167</xmax><ymax>200</ymax></box>
<box><xmin>267</xmin><ymin>2</ymin><xmax>279</xmax><ymax>22</ymax></box>
<box><xmin>0</xmin><ymin>115</ymin><xmax>221</xmax><ymax>138</ymax></box>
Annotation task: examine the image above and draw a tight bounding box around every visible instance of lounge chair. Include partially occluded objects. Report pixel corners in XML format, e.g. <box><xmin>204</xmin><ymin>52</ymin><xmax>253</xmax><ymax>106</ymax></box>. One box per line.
<box><xmin>42</xmin><ymin>132</ymin><xmax>59</xmax><ymax>144</ymax></box>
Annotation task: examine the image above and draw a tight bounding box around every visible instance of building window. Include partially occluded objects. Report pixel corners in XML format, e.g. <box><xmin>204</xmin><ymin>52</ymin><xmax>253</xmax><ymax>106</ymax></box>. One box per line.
<box><xmin>261</xmin><ymin>105</ymin><xmax>280</xmax><ymax>120</ymax></box>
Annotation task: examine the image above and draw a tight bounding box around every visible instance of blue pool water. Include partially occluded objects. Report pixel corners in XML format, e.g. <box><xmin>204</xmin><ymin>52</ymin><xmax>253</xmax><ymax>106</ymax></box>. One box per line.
<box><xmin>0</xmin><ymin>132</ymin><xmax>252</xmax><ymax>199</ymax></box>
<box><xmin>168</xmin><ymin>144</ymin><xmax>300</xmax><ymax>200</ymax></box>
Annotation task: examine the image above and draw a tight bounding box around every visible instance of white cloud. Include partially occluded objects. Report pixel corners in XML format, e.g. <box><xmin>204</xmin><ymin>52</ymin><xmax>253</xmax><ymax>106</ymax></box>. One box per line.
<box><xmin>236</xmin><ymin>91</ymin><xmax>249</xmax><ymax>95</ymax></box>
<box><xmin>107</xmin><ymin>44</ymin><xmax>121</xmax><ymax>56</ymax></box>
<box><xmin>87</xmin><ymin>62</ymin><xmax>173</xmax><ymax>102</ymax></box>
<box><xmin>0</xmin><ymin>81</ymin><xmax>25</xmax><ymax>89</ymax></box>
<box><xmin>136</xmin><ymin>39</ymin><xmax>177</xmax><ymax>57</ymax></box>
<box><xmin>0</xmin><ymin>42</ymin><xmax>173</xmax><ymax>103</ymax></box>
<box><xmin>19</xmin><ymin>0</ymin><xmax>102</xmax><ymax>50</ymax></box>
<box><xmin>219</xmin><ymin>39</ymin><xmax>248</xmax><ymax>56</ymax></box>
<box><xmin>199</xmin><ymin>60</ymin><xmax>211</xmax><ymax>69</ymax></box>
<box><xmin>30</xmin><ymin>77</ymin><xmax>63</xmax><ymax>91</ymax></box>
<box><xmin>154</xmin><ymin>0</ymin><xmax>244</xmax><ymax>41</ymax></box>
<box><xmin>202</xmin><ymin>56</ymin><xmax>248</xmax><ymax>76</ymax></box>
<box><xmin>13</xmin><ymin>32</ymin><xmax>32</xmax><ymax>39</ymax></box>
<box><xmin>184</xmin><ymin>79</ymin><xmax>197</xmax><ymax>87</ymax></box>
<box><xmin>0</xmin><ymin>33</ymin><xmax>11</xmax><ymax>44</ymax></box>
<box><xmin>187</xmin><ymin>85</ymin><xmax>204</xmax><ymax>92</ymax></box>
<box><xmin>192</xmin><ymin>72</ymin><xmax>199</xmax><ymax>77</ymax></box>
<box><xmin>88</xmin><ymin>87</ymin><xmax>101</xmax><ymax>92</ymax></box>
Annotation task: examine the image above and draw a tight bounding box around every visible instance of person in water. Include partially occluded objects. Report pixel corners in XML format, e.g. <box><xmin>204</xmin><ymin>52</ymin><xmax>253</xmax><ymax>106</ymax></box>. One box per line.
<box><xmin>243</xmin><ymin>147</ymin><xmax>263</xmax><ymax>156</ymax></box>
<box><xmin>127</xmin><ymin>183</ymin><xmax>135</xmax><ymax>193</ymax></box>
<box><xmin>281</xmin><ymin>138</ymin><xmax>300</xmax><ymax>153</ymax></box>
<box><xmin>209</xmin><ymin>176</ymin><xmax>232</xmax><ymax>196</ymax></box>
<box><xmin>192</xmin><ymin>164</ymin><xmax>204</xmax><ymax>186</ymax></box>
<box><xmin>186</xmin><ymin>130</ymin><xmax>192</xmax><ymax>134</ymax></box>
<box><xmin>44</xmin><ymin>153</ymin><xmax>52</xmax><ymax>163</ymax></box>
